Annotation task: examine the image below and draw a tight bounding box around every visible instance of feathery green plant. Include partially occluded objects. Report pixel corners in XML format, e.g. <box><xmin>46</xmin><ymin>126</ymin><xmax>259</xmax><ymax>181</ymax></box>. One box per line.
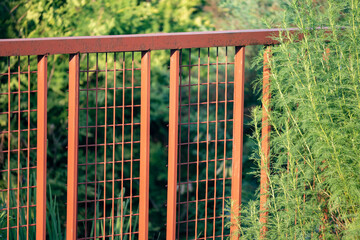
<box><xmin>230</xmin><ymin>0</ymin><xmax>360</xmax><ymax>239</ymax></box>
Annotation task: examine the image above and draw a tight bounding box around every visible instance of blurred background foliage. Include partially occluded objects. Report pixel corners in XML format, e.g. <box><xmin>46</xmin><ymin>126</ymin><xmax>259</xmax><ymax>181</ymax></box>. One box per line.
<box><xmin>0</xmin><ymin>0</ymin><xmax>284</xmax><ymax>238</ymax></box>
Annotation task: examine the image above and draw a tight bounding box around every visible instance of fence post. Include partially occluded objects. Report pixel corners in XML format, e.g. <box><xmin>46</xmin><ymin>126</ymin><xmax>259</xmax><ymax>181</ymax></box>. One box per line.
<box><xmin>260</xmin><ymin>46</ymin><xmax>271</xmax><ymax>238</ymax></box>
<box><xmin>166</xmin><ymin>49</ymin><xmax>180</xmax><ymax>240</ymax></box>
<box><xmin>36</xmin><ymin>55</ymin><xmax>48</xmax><ymax>240</ymax></box>
<box><xmin>67</xmin><ymin>53</ymin><xmax>79</xmax><ymax>240</ymax></box>
<box><xmin>139</xmin><ymin>50</ymin><xmax>151</xmax><ymax>240</ymax></box>
<box><xmin>230</xmin><ymin>46</ymin><xmax>245</xmax><ymax>239</ymax></box>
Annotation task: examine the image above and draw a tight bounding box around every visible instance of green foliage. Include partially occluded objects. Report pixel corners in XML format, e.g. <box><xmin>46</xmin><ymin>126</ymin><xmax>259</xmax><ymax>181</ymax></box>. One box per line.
<box><xmin>87</xmin><ymin>188</ymin><xmax>138</xmax><ymax>240</ymax></box>
<box><xmin>5</xmin><ymin>0</ymin><xmax>213</xmax><ymax>38</ymax></box>
<box><xmin>0</xmin><ymin>177</ymin><xmax>64</xmax><ymax>239</ymax></box>
<box><xmin>0</xmin><ymin>175</ymin><xmax>37</xmax><ymax>240</ymax></box>
<box><xmin>0</xmin><ymin>182</ymin><xmax>136</xmax><ymax>239</ymax></box>
<box><xmin>219</xmin><ymin>0</ymin><xmax>284</xmax><ymax>29</ymax></box>
<box><xmin>0</xmin><ymin>0</ymin><xmax>307</xmax><ymax>238</ymax></box>
<box><xmin>217</xmin><ymin>0</ymin><xmax>286</xmax><ymax>206</ymax></box>
<box><xmin>46</xmin><ymin>185</ymin><xmax>65</xmax><ymax>240</ymax></box>
<box><xmin>0</xmin><ymin>0</ymin><xmax>215</xmax><ymax>238</ymax></box>
<box><xmin>235</xmin><ymin>0</ymin><xmax>360</xmax><ymax>238</ymax></box>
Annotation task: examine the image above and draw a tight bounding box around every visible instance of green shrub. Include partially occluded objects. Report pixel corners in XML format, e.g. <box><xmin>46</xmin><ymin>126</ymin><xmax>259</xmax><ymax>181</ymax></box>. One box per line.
<box><xmin>233</xmin><ymin>0</ymin><xmax>360</xmax><ymax>239</ymax></box>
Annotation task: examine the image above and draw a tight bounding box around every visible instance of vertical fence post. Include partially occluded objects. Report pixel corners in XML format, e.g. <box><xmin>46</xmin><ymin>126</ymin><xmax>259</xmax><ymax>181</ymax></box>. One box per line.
<box><xmin>230</xmin><ymin>46</ymin><xmax>245</xmax><ymax>239</ymax></box>
<box><xmin>167</xmin><ymin>49</ymin><xmax>180</xmax><ymax>240</ymax></box>
<box><xmin>36</xmin><ymin>55</ymin><xmax>48</xmax><ymax>240</ymax></box>
<box><xmin>139</xmin><ymin>50</ymin><xmax>151</xmax><ymax>240</ymax></box>
<box><xmin>319</xmin><ymin>47</ymin><xmax>330</xmax><ymax>239</ymax></box>
<box><xmin>67</xmin><ymin>53</ymin><xmax>79</xmax><ymax>240</ymax></box>
<box><xmin>260</xmin><ymin>46</ymin><xmax>271</xmax><ymax>238</ymax></box>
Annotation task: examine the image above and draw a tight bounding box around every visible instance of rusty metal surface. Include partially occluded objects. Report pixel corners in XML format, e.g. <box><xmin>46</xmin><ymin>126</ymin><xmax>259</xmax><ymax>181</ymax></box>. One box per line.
<box><xmin>36</xmin><ymin>55</ymin><xmax>47</xmax><ymax>240</ymax></box>
<box><xmin>260</xmin><ymin>46</ymin><xmax>271</xmax><ymax>238</ymax></box>
<box><xmin>0</xmin><ymin>56</ymin><xmax>38</xmax><ymax>239</ymax></box>
<box><xmin>230</xmin><ymin>46</ymin><xmax>245</xmax><ymax>240</ymax></box>
<box><xmin>67</xmin><ymin>53</ymin><xmax>80</xmax><ymax>240</ymax></box>
<box><xmin>0</xmin><ymin>29</ymin><xmax>301</xmax><ymax>56</ymax></box>
<box><xmin>167</xmin><ymin>49</ymin><xmax>180</xmax><ymax>240</ymax></box>
<box><xmin>169</xmin><ymin>47</ymin><xmax>235</xmax><ymax>240</ymax></box>
<box><xmin>75</xmin><ymin>52</ymin><xmax>141</xmax><ymax>240</ymax></box>
<box><xmin>139</xmin><ymin>50</ymin><xmax>151</xmax><ymax>240</ymax></box>
<box><xmin>0</xmin><ymin>28</ymin><xmax>296</xmax><ymax>239</ymax></box>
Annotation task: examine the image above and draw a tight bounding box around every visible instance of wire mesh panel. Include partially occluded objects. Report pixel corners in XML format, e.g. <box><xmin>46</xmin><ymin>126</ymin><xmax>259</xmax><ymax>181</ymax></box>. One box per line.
<box><xmin>0</xmin><ymin>56</ymin><xmax>38</xmax><ymax>239</ymax></box>
<box><xmin>0</xmin><ymin>29</ymin><xmax>298</xmax><ymax>240</ymax></box>
<box><xmin>169</xmin><ymin>47</ymin><xmax>237</xmax><ymax>240</ymax></box>
<box><xmin>76</xmin><ymin>52</ymin><xmax>142</xmax><ymax>239</ymax></box>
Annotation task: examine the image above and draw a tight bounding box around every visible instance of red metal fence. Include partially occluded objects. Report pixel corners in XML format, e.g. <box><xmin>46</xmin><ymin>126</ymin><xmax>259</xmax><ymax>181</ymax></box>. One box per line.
<box><xmin>0</xmin><ymin>29</ymin><xmax>298</xmax><ymax>240</ymax></box>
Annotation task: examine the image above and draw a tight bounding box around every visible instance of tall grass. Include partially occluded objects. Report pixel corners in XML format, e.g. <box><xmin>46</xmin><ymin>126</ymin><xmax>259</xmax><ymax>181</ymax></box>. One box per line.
<box><xmin>0</xmin><ymin>173</ymin><xmax>37</xmax><ymax>240</ymax></box>
<box><xmin>87</xmin><ymin>188</ymin><xmax>138</xmax><ymax>240</ymax></box>
<box><xmin>0</xmin><ymin>180</ymin><xmax>64</xmax><ymax>239</ymax></box>
<box><xmin>231</xmin><ymin>0</ymin><xmax>360</xmax><ymax>238</ymax></box>
<box><xmin>46</xmin><ymin>185</ymin><xmax>64</xmax><ymax>240</ymax></box>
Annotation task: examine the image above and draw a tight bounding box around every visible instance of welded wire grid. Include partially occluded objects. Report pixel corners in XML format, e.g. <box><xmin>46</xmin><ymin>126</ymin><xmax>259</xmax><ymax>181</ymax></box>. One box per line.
<box><xmin>77</xmin><ymin>52</ymin><xmax>141</xmax><ymax>239</ymax></box>
<box><xmin>176</xmin><ymin>48</ymin><xmax>234</xmax><ymax>239</ymax></box>
<box><xmin>0</xmin><ymin>56</ymin><xmax>38</xmax><ymax>239</ymax></box>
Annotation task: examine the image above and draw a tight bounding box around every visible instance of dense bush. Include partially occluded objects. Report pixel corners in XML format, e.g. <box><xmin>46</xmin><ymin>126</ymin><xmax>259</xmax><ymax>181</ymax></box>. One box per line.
<box><xmin>234</xmin><ymin>0</ymin><xmax>360</xmax><ymax>238</ymax></box>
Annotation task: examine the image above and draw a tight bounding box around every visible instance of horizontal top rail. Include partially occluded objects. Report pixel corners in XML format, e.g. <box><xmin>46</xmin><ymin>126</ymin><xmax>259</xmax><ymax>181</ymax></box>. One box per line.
<box><xmin>0</xmin><ymin>28</ymin><xmax>302</xmax><ymax>57</ymax></box>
